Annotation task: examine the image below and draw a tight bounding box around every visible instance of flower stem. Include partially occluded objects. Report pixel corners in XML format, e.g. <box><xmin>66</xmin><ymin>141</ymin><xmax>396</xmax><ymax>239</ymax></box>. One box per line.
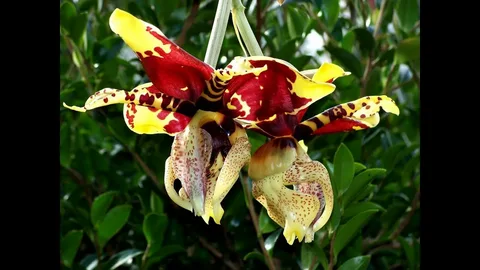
<box><xmin>231</xmin><ymin>0</ymin><xmax>264</xmax><ymax>56</ymax></box>
<box><xmin>204</xmin><ymin>0</ymin><xmax>232</xmax><ymax>68</ymax></box>
<box><xmin>240</xmin><ymin>173</ymin><xmax>276</xmax><ymax>270</ymax></box>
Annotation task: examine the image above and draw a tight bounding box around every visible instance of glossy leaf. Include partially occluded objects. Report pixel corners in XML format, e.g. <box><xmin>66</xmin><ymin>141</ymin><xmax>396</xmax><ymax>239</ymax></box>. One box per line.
<box><xmin>322</xmin><ymin>0</ymin><xmax>340</xmax><ymax>30</ymax></box>
<box><xmin>103</xmin><ymin>249</ymin><xmax>143</xmax><ymax>269</ymax></box>
<box><xmin>333</xmin><ymin>210</ymin><xmax>379</xmax><ymax>260</ymax></box>
<box><xmin>264</xmin><ymin>229</ymin><xmax>282</xmax><ymax>256</ymax></box>
<box><xmin>395</xmin><ymin>0</ymin><xmax>419</xmax><ymax>31</ymax></box>
<box><xmin>259</xmin><ymin>207</ymin><xmax>279</xmax><ymax>234</ymax></box>
<box><xmin>146</xmin><ymin>245</ymin><xmax>185</xmax><ymax>268</ymax></box>
<box><xmin>91</xmin><ymin>191</ymin><xmax>117</xmax><ymax>227</ymax></box>
<box><xmin>150</xmin><ymin>192</ymin><xmax>164</xmax><ymax>214</ymax></box>
<box><xmin>343</xmin><ymin>201</ymin><xmax>385</xmax><ymax>218</ymax></box>
<box><xmin>353</xmin><ymin>28</ymin><xmax>375</xmax><ymax>55</ymax></box>
<box><xmin>398</xmin><ymin>237</ymin><xmax>417</xmax><ymax>270</ymax></box>
<box><xmin>143</xmin><ymin>213</ymin><xmax>168</xmax><ymax>256</ymax></box>
<box><xmin>343</xmin><ymin>169</ymin><xmax>386</xmax><ymax>206</ymax></box>
<box><xmin>244</xmin><ymin>251</ymin><xmax>265</xmax><ymax>264</ymax></box>
<box><xmin>98</xmin><ymin>204</ymin><xmax>132</xmax><ymax>249</ymax></box>
<box><xmin>333</xmin><ymin>143</ymin><xmax>355</xmax><ymax>196</ymax></box>
<box><xmin>395</xmin><ymin>37</ymin><xmax>420</xmax><ymax>64</ymax></box>
<box><xmin>61</xmin><ymin>230</ymin><xmax>84</xmax><ymax>267</ymax></box>
<box><xmin>354</xmin><ymin>162</ymin><xmax>366</xmax><ymax>174</ymax></box>
<box><xmin>300</xmin><ymin>242</ymin><xmax>327</xmax><ymax>270</ymax></box>
<box><xmin>325</xmin><ymin>45</ymin><xmax>363</xmax><ymax>78</ymax></box>
<box><xmin>337</xmin><ymin>255</ymin><xmax>371</xmax><ymax>270</ymax></box>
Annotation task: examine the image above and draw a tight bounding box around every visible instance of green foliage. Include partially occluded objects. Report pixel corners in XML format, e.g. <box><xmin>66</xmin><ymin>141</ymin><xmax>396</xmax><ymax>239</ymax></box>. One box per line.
<box><xmin>60</xmin><ymin>0</ymin><xmax>420</xmax><ymax>269</ymax></box>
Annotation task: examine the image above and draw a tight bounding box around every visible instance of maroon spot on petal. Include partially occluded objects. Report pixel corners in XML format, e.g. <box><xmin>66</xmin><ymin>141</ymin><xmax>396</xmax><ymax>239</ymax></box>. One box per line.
<box><xmin>326</xmin><ymin>78</ymin><xmax>334</xmax><ymax>83</ymax></box>
<box><xmin>111</xmin><ymin>93</ymin><xmax>116</xmax><ymax>97</ymax></box>
<box><xmin>378</xmin><ymin>97</ymin><xmax>382</xmax><ymax>100</ymax></box>
<box><xmin>139</xmin><ymin>93</ymin><xmax>155</xmax><ymax>106</ymax></box>
<box><xmin>125</xmin><ymin>92</ymin><xmax>136</xmax><ymax>101</ymax></box>
<box><xmin>145</xmin><ymin>50</ymin><xmax>153</xmax><ymax>56</ymax></box>
<box><xmin>347</xmin><ymin>103</ymin><xmax>355</xmax><ymax>109</ymax></box>
<box><xmin>360</xmin><ymin>114</ymin><xmax>366</xmax><ymax>118</ymax></box>
<box><xmin>362</xmin><ymin>102</ymin><xmax>367</xmax><ymax>106</ymax></box>
<box><xmin>157</xmin><ymin>110</ymin><xmax>170</xmax><ymax>120</ymax></box>
<box><xmin>366</xmin><ymin>105</ymin><xmax>371</xmax><ymax>109</ymax></box>
<box><xmin>103</xmin><ymin>98</ymin><xmax>108</xmax><ymax>103</ymax></box>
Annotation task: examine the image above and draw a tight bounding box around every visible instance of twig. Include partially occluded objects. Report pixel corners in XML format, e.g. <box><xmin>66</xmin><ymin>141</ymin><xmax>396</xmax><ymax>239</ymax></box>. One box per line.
<box><xmin>360</xmin><ymin>52</ymin><xmax>373</xmax><ymax>97</ymax></box>
<box><xmin>199</xmin><ymin>237</ymin><xmax>240</xmax><ymax>270</ymax></box>
<box><xmin>328</xmin><ymin>232</ymin><xmax>336</xmax><ymax>270</ymax></box>
<box><xmin>381</xmin><ymin>63</ymin><xmax>397</xmax><ymax>94</ymax></box>
<box><xmin>309</xmin><ymin>255</ymin><xmax>318</xmax><ymax>270</ymax></box>
<box><xmin>373</xmin><ymin>0</ymin><xmax>389</xmax><ymax>38</ymax></box>
<box><xmin>176</xmin><ymin>0</ymin><xmax>200</xmax><ymax>47</ymax></box>
<box><xmin>306</xmin><ymin>7</ymin><xmax>339</xmax><ymax>47</ymax></box>
<box><xmin>391</xmin><ymin>190</ymin><xmax>420</xmax><ymax>239</ymax></box>
<box><xmin>240</xmin><ymin>173</ymin><xmax>276</xmax><ymax>270</ymax></box>
<box><xmin>255</xmin><ymin>0</ymin><xmax>263</xmax><ymax>42</ymax></box>
<box><xmin>384</xmin><ymin>78</ymin><xmax>414</xmax><ymax>95</ymax></box>
<box><xmin>64</xmin><ymin>167</ymin><xmax>93</xmax><ymax>206</ymax></box>
<box><xmin>367</xmin><ymin>241</ymin><xmax>400</xmax><ymax>255</ymax></box>
<box><xmin>407</xmin><ymin>62</ymin><xmax>420</xmax><ymax>90</ymax></box>
<box><xmin>63</xmin><ymin>36</ymin><xmax>93</xmax><ymax>94</ymax></box>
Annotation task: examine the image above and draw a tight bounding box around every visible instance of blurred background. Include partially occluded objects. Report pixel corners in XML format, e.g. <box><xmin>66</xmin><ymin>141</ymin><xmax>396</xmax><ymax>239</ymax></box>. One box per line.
<box><xmin>60</xmin><ymin>0</ymin><xmax>420</xmax><ymax>269</ymax></box>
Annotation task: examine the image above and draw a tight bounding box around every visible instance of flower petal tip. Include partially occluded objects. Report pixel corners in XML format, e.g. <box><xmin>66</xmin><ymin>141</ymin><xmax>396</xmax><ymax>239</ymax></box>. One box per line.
<box><xmin>63</xmin><ymin>102</ymin><xmax>86</xmax><ymax>112</ymax></box>
<box><xmin>109</xmin><ymin>8</ymin><xmax>137</xmax><ymax>36</ymax></box>
<box><xmin>343</xmin><ymin>71</ymin><xmax>352</xmax><ymax>76</ymax></box>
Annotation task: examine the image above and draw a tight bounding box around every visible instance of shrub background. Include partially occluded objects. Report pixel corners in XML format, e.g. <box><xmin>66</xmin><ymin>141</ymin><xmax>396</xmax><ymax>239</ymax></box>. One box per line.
<box><xmin>60</xmin><ymin>0</ymin><xmax>420</xmax><ymax>269</ymax></box>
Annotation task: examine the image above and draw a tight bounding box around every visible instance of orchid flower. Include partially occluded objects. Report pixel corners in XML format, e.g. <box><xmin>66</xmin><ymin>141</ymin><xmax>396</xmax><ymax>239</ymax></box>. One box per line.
<box><xmin>217</xmin><ymin>56</ymin><xmax>400</xmax><ymax>244</ymax></box>
<box><xmin>62</xmin><ymin>9</ymin><xmax>252</xmax><ymax>224</ymax></box>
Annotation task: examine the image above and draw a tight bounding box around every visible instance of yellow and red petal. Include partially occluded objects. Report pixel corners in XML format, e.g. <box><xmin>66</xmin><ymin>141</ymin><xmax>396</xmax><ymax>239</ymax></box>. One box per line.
<box><xmin>109</xmin><ymin>9</ymin><xmax>214</xmax><ymax>102</ymax></box>
<box><xmin>123</xmin><ymin>104</ymin><xmax>191</xmax><ymax>135</ymax></box>
<box><xmin>63</xmin><ymin>83</ymin><xmax>194</xmax><ymax>136</ymax></box>
<box><xmin>222</xmin><ymin>56</ymin><xmax>336</xmax><ymax>124</ymax></box>
<box><xmin>294</xmin><ymin>95</ymin><xmax>400</xmax><ymax>139</ymax></box>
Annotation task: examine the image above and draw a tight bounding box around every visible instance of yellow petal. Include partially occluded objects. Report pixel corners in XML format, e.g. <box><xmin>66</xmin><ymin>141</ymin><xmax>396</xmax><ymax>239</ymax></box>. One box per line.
<box><xmin>312</xmin><ymin>62</ymin><xmax>351</xmax><ymax>83</ymax></box>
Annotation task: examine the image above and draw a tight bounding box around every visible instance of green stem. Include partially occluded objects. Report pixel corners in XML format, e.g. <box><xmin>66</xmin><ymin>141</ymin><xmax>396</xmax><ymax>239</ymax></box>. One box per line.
<box><xmin>231</xmin><ymin>0</ymin><xmax>263</xmax><ymax>56</ymax></box>
<box><xmin>204</xmin><ymin>0</ymin><xmax>232</xmax><ymax>68</ymax></box>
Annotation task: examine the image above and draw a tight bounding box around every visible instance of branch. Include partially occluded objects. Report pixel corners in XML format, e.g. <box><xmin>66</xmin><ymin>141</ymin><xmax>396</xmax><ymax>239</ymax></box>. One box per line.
<box><xmin>176</xmin><ymin>0</ymin><xmax>200</xmax><ymax>47</ymax></box>
<box><xmin>373</xmin><ymin>0</ymin><xmax>389</xmax><ymax>38</ymax></box>
<box><xmin>240</xmin><ymin>173</ymin><xmax>276</xmax><ymax>270</ymax></box>
<box><xmin>328</xmin><ymin>232</ymin><xmax>337</xmax><ymax>270</ymax></box>
<box><xmin>199</xmin><ymin>237</ymin><xmax>240</xmax><ymax>270</ymax></box>
<box><xmin>391</xmin><ymin>190</ymin><xmax>420</xmax><ymax>239</ymax></box>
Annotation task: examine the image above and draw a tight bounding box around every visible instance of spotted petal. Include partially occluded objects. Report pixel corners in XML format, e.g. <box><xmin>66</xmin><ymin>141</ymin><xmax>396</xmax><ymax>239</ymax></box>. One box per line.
<box><xmin>63</xmin><ymin>83</ymin><xmax>195</xmax><ymax>136</ymax></box>
<box><xmin>222</xmin><ymin>56</ymin><xmax>336</xmax><ymax>129</ymax></box>
<box><xmin>250</xmin><ymin>137</ymin><xmax>333</xmax><ymax>245</ymax></box>
<box><xmin>294</xmin><ymin>95</ymin><xmax>400</xmax><ymax>139</ymax></box>
<box><xmin>109</xmin><ymin>9</ymin><xmax>214</xmax><ymax>102</ymax></box>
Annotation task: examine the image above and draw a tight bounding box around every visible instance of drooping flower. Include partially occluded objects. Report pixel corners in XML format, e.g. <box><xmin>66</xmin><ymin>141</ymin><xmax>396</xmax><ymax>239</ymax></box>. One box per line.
<box><xmin>62</xmin><ymin>9</ymin><xmax>253</xmax><ymax>224</ymax></box>
<box><xmin>217</xmin><ymin>56</ymin><xmax>400</xmax><ymax>244</ymax></box>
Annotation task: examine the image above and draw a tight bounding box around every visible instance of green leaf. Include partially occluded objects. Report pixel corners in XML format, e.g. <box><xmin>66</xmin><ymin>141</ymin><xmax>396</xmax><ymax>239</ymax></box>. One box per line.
<box><xmin>300</xmin><ymin>242</ymin><xmax>327</xmax><ymax>270</ymax></box>
<box><xmin>398</xmin><ymin>237</ymin><xmax>416</xmax><ymax>270</ymax></box>
<box><xmin>343</xmin><ymin>202</ymin><xmax>385</xmax><ymax>218</ymax></box>
<box><xmin>333</xmin><ymin>143</ymin><xmax>355</xmax><ymax>196</ymax></box>
<box><xmin>353</xmin><ymin>184</ymin><xmax>376</xmax><ymax>202</ymax></box>
<box><xmin>61</xmin><ymin>230</ymin><xmax>84</xmax><ymax>267</ymax></box>
<box><xmin>150</xmin><ymin>192</ymin><xmax>164</xmax><ymax>214</ymax></box>
<box><xmin>337</xmin><ymin>255</ymin><xmax>371</xmax><ymax>270</ymax></box>
<box><xmin>146</xmin><ymin>245</ymin><xmax>185</xmax><ymax>268</ymax></box>
<box><xmin>333</xmin><ymin>210</ymin><xmax>379</xmax><ymax>260</ymax></box>
<box><xmin>91</xmin><ymin>191</ymin><xmax>117</xmax><ymax>227</ymax></box>
<box><xmin>395</xmin><ymin>0</ymin><xmax>419</xmax><ymax>31</ymax></box>
<box><xmin>353</xmin><ymin>28</ymin><xmax>376</xmax><ymax>55</ymax></box>
<box><xmin>354</xmin><ymin>163</ymin><xmax>366</xmax><ymax>174</ymax></box>
<box><xmin>103</xmin><ymin>249</ymin><xmax>143</xmax><ymax>269</ymax></box>
<box><xmin>107</xmin><ymin>117</ymin><xmax>136</xmax><ymax>148</ymax></box>
<box><xmin>343</xmin><ymin>168</ymin><xmax>386</xmax><ymax>206</ymax></box>
<box><xmin>259</xmin><ymin>207</ymin><xmax>279</xmax><ymax>234</ymax></box>
<box><xmin>264</xmin><ymin>229</ymin><xmax>282</xmax><ymax>256</ymax></box>
<box><xmin>325</xmin><ymin>45</ymin><xmax>363</xmax><ymax>78</ymax></box>
<box><xmin>395</xmin><ymin>37</ymin><xmax>420</xmax><ymax>64</ymax></box>
<box><xmin>70</xmin><ymin>12</ymin><xmax>88</xmax><ymax>46</ymax></box>
<box><xmin>244</xmin><ymin>251</ymin><xmax>265</xmax><ymax>263</ymax></box>
<box><xmin>342</xmin><ymin>30</ymin><xmax>356</xmax><ymax>52</ymax></box>
<box><xmin>327</xmin><ymin>198</ymin><xmax>341</xmax><ymax>234</ymax></box>
<box><xmin>376</xmin><ymin>48</ymin><xmax>396</xmax><ymax>67</ymax></box>
<box><xmin>322</xmin><ymin>0</ymin><xmax>340</xmax><ymax>30</ymax></box>
<box><xmin>286</xmin><ymin>6</ymin><xmax>307</xmax><ymax>38</ymax></box>
<box><xmin>153</xmin><ymin>0</ymin><xmax>177</xmax><ymax>24</ymax></box>
<box><xmin>60</xmin><ymin>1</ymin><xmax>77</xmax><ymax>32</ymax></box>
<box><xmin>143</xmin><ymin>213</ymin><xmax>168</xmax><ymax>256</ymax></box>
<box><xmin>98</xmin><ymin>204</ymin><xmax>132</xmax><ymax>249</ymax></box>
